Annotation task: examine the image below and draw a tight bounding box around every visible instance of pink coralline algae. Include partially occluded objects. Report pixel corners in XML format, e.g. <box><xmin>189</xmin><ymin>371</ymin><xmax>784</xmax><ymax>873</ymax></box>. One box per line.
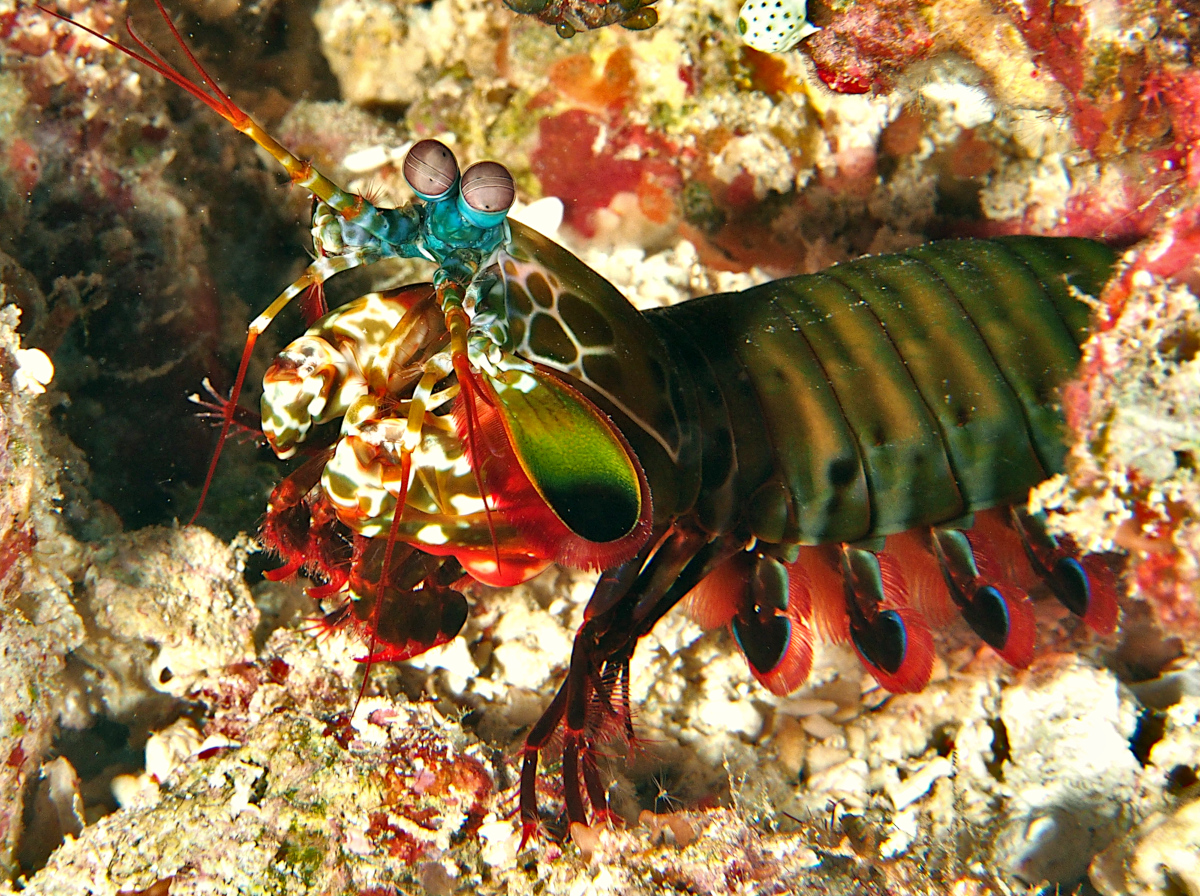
<box><xmin>801</xmin><ymin>0</ymin><xmax>935</xmax><ymax>94</ymax></box>
<box><xmin>531</xmin><ymin>110</ymin><xmax>682</xmax><ymax>238</ymax></box>
<box><xmin>1041</xmin><ymin>200</ymin><xmax>1200</xmax><ymax>637</ymax></box>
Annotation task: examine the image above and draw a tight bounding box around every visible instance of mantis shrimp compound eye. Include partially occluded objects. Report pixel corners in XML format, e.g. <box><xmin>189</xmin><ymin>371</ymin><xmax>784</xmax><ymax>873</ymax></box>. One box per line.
<box><xmin>458</xmin><ymin>161</ymin><xmax>516</xmax><ymax>227</ymax></box>
<box><xmin>403</xmin><ymin>139</ymin><xmax>460</xmax><ymax>201</ymax></box>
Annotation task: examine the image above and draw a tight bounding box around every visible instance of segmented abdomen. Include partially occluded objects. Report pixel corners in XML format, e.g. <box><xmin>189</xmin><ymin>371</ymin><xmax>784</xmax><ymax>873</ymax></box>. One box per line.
<box><xmin>647</xmin><ymin>236</ymin><xmax>1115</xmax><ymax>545</ymax></box>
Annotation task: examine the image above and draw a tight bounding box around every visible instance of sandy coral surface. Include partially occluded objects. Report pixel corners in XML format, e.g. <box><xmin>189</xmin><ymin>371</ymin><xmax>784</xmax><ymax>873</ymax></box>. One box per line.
<box><xmin>1</xmin><ymin>0</ymin><xmax>1199</xmax><ymax>892</ymax></box>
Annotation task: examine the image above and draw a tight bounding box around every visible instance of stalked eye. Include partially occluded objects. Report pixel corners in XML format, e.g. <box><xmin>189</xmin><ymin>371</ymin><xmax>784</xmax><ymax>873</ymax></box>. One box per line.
<box><xmin>458</xmin><ymin>160</ymin><xmax>516</xmax><ymax>227</ymax></box>
<box><xmin>403</xmin><ymin>139</ymin><xmax>459</xmax><ymax>201</ymax></box>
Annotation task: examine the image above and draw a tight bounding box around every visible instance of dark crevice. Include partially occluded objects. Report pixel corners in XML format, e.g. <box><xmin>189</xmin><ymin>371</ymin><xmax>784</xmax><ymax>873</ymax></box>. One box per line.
<box><xmin>249</xmin><ymin>766</ymin><xmax>270</xmax><ymax>805</ymax></box>
<box><xmin>15</xmin><ymin>718</ymin><xmax>143</xmax><ymax>876</ymax></box>
<box><xmin>1130</xmin><ymin>709</ymin><xmax>1167</xmax><ymax>766</ymax></box>
<box><xmin>927</xmin><ymin>722</ymin><xmax>957</xmax><ymax>758</ymax></box>
<box><xmin>1165</xmin><ymin>763</ymin><xmax>1198</xmax><ymax>796</ymax></box>
<box><xmin>984</xmin><ymin>717</ymin><xmax>1010</xmax><ymax>780</ymax></box>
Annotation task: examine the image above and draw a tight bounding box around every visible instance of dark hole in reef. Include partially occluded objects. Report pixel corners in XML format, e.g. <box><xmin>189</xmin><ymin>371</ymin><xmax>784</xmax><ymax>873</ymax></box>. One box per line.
<box><xmin>1175</xmin><ymin>450</ymin><xmax>1196</xmax><ymax>472</ymax></box>
<box><xmin>927</xmin><ymin>722</ymin><xmax>957</xmax><ymax>758</ymax></box>
<box><xmin>16</xmin><ymin>717</ymin><xmax>150</xmax><ymax>874</ymax></box>
<box><xmin>250</xmin><ymin>766</ymin><xmax>270</xmax><ymax>805</ymax></box>
<box><xmin>54</xmin><ymin>717</ymin><xmax>139</xmax><ymax>784</ymax></box>
<box><xmin>635</xmin><ymin>767</ymin><xmax>687</xmax><ymax>814</ymax></box>
<box><xmin>1166</xmin><ymin>764</ymin><xmax>1198</xmax><ymax>796</ymax></box>
<box><xmin>243</xmin><ymin>549</ymin><xmax>281</xmax><ymax>589</ymax></box>
<box><xmin>876</xmin><ymin>153</ymin><xmax>901</xmax><ymax>182</ymax></box>
<box><xmin>159</xmin><ymin>666</ymin><xmax>174</xmax><ymax>684</ymax></box>
<box><xmin>166</xmin><ymin>91</ymin><xmax>203</xmax><ymax>124</ymax></box>
<box><xmin>1160</xmin><ymin>327</ymin><xmax>1200</xmax><ymax>364</ymax></box>
<box><xmin>932</xmin><ymin>178</ymin><xmax>984</xmax><ymax>229</ymax></box>
<box><xmin>1112</xmin><ymin>601</ymin><xmax>1186</xmax><ymax>683</ymax></box>
<box><xmin>254</xmin><ymin>1</ymin><xmax>292</xmax><ymax>51</ymax></box>
<box><xmin>26</xmin><ymin>104</ymin><xmax>310</xmax><ymax>537</ymax></box>
<box><xmin>1130</xmin><ymin>708</ymin><xmax>1168</xmax><ymax>766</ymax></box>
<box><xmin>984</xmin><ymin>717</ymin><xmax>1010</xmax><ymax>780</ymax></box>
<box><xmin>16</xmin><ymin>763</ymin><xmax>79</xmax><ymax>875</ymax></box>
<box><xmin>361</xmin><ymin>100</ymin><xmax>412</xmax><ymax>124</ymax></box>
<box><xmin>124</xmin><ymin>0</ymin><xmax>340</xmax><ymax>101</ymax></box>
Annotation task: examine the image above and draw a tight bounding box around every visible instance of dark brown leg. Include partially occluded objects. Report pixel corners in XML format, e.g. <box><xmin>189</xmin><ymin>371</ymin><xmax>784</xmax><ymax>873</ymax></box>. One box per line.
<box><xmin>518</xmin><ymin>524</ymin><xmax>735</xmax><ymax>843</ymax></box>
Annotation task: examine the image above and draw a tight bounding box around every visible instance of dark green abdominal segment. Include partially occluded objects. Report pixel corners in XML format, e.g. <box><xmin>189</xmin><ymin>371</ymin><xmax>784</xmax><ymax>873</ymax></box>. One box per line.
<box><xmin>646</xmin><ymin>236</ymin><xmax>1116</xmax><ymax>545</ymax></box>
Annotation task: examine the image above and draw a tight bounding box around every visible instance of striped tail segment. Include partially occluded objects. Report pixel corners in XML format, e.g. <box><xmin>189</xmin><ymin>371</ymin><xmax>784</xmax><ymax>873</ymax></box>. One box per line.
<box><xmin>669</xmin><ymin>236</ymin><xmax>1120</xmax><ymax>694</ymax></box>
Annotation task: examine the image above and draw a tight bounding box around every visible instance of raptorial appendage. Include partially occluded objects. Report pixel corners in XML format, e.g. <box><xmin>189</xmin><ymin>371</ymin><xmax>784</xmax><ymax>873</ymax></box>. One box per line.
<box><xmin>245</xmin><ymin>140</ymin><xmax>662</xmax><ymax>668</ymax></box>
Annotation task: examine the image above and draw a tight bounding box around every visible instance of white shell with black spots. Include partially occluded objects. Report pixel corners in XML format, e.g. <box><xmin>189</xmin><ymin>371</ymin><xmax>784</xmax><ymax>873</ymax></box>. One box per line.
<box><xmin>736</xmin><ymin>0</ymin><xmax>819</xmax><ymax>54</ymax></box>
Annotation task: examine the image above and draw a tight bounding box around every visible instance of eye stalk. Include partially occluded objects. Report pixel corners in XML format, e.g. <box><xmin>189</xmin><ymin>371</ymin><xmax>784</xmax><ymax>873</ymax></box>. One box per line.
<box><xmin>403</xmin><ymin>139</ymin><xmax>460</xmax><ymax>201</ymax></box>
<box><xmin>458</xmin><ymin>161</ymin><xmax>516</xmax><ymax>227</ymax></box>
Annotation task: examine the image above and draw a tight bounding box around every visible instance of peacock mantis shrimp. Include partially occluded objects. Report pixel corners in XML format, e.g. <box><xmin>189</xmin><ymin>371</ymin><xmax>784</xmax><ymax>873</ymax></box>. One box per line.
<box><xmin>38</xmin><ymin>0</ymin><xmax>1121</xmax><ymax>843</ymax></box>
